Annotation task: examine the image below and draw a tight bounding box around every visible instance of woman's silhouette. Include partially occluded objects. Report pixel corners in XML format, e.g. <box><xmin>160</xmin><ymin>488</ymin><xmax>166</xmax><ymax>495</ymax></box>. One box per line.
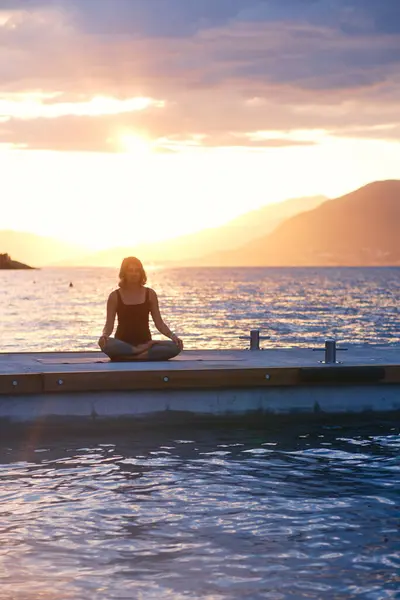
<box><xmin>99</xmin><ymin>257</ymin><xmax>183</xmax><ymax>360</ymax></box>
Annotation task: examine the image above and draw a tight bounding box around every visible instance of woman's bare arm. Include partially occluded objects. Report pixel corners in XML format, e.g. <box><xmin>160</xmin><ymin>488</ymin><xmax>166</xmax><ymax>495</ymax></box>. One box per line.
<box><xmin>149</xmin><ymin>289</ymin><xmax>183</xmax><ymax>349</ymax></box>
<box><xmin>149</xmin><ymin>289</ymin><xmax>174</xmax><ymax>336</ymax></box>
<box><xmin>101</xmin><ymin>291</ymin><xmax>117</xmax><ymax>337</ymax></box>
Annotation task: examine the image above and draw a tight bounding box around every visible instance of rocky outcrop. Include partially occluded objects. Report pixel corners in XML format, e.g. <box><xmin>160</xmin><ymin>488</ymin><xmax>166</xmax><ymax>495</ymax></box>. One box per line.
<box><xmin>0</xmin><ymin>253</ymin><xmax>34</xmax><ymax>269</ymax></box>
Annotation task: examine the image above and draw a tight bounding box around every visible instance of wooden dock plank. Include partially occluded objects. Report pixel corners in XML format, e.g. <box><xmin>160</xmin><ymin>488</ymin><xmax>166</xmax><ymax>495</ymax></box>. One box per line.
<box><xmin>0</xmin><ymin>373</ymin><xmax>43</xmax><ymax>395</ymax></box>
<box><xmin>41</xmin><ymin>367</ymin><xmax>301</xmax><ymax>393</ymax></box>
<box><xmin>1</xmin><ymin>348</ymin><xmax>400</xmax><ymax>396</ymax></box>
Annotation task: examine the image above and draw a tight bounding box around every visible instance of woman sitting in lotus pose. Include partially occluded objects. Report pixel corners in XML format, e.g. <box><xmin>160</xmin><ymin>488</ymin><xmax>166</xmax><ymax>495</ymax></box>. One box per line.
<box><xmin>98</xmin><ymin>256</ymin><xmax>183</xmax><ymax>361</ymax></box>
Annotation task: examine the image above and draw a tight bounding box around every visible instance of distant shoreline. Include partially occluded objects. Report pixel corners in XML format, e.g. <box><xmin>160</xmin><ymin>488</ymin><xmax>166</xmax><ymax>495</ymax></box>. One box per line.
<box><xmin>12</xmin><ymin>264</ymin><xmax>400</xmax><ymax>270</ymax></box>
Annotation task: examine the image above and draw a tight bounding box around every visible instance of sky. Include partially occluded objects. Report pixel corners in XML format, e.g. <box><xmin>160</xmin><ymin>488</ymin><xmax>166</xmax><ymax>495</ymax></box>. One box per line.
<box><xmin>1</xmin><ymin>0</ymin><xmax>399</xmax><ymax>250</ymax></box>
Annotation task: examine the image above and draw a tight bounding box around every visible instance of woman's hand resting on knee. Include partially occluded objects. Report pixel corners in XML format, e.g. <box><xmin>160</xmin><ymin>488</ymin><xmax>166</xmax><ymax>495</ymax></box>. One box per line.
<box><xmin>98</xmin><ymin>335</ymin><xmax>109</xmax><ymax>350</ymax></box>
<box><xmin>171</xmin><ymin>334</ymin><xmax>184</xmax><ymax>351</ymax></box>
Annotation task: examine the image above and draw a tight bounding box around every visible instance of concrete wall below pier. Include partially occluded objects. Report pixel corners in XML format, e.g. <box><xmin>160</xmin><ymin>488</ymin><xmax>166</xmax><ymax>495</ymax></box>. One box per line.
<box><xmin>0</xmin><ymin>385</ymin><xmax>399</xmax><ymax>424</ymax></box>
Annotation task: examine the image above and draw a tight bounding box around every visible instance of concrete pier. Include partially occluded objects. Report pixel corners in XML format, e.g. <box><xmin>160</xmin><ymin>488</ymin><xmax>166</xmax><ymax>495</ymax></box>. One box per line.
<box><xmin>0</xmin><ymin>346</ymin><xmax>399</xmax><ymax>422</ymax></box>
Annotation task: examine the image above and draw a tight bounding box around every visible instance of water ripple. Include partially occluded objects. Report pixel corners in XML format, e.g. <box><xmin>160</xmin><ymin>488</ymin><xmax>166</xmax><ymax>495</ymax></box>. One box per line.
<box><xmin>0</xmin><ymin>423</ymin><xmax>399</xmax><ymax>599</ymax></box>
<box><xmin>1</xmin><ymin>266</ymin><xmax>399</xmax><ymax>350</ymax></box>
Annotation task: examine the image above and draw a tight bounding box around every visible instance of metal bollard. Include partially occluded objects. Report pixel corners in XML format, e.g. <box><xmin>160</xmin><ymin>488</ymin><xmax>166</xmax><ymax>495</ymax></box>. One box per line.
<box><xmin>312</xmin><ymin>338</ymin><xmax>347</xmax><ymax>363</ymax></box>
<box><xmin>250</xmin><ymin>330</ymin><xmax>260</xmax><ymax>350</ymax></box>
<box><xmin>324</xmin><ymin>339</ymin><xmax>336</xmax><ymax>364</ymax></box>
<box><xmin>239</xmin><ymin>329</ymin><xmax>270</xmax><ymax>350</ymax></box>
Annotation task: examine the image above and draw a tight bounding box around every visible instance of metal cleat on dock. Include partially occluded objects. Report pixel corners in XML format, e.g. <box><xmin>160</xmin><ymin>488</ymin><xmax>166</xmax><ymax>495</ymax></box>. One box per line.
<box><xmin>239</xmin><ymin>329</ymin><xmax>270</xmax><ymax>350</ymax></box>
<box><xmin>312</xmin><ymin>338</ymin><xmax>348</xmax><ymax>364</ymax></box>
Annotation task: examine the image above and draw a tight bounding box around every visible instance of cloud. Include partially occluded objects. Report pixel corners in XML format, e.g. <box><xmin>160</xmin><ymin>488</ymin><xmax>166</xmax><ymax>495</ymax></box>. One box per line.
<box><xmin>37</xmin><ymin>0</ymin><xmax>399</xmax><ymax>39</ymax></box>
<box><xmin>329</xmin><ymin>123</ymin><xmax>400</xmax><ymax>142</ymax></box>
<box><xmin>0</xmin><ymin>94</ymin><xmax>163</xmax><ymax>120</ymax></box>
<box><xmin>0</xmin><ymin>0</ymin><xmax>399</xmax><ymax>151</ymax></box>
<box><xmin>0</xmin><ymin>111</ymin><xmax>318</xmax><ymax>152</ymax></box>
<box><xmin>5</xmin><ymin>0</ymin><xmax>396</xmax><ymax>37</ymax></box>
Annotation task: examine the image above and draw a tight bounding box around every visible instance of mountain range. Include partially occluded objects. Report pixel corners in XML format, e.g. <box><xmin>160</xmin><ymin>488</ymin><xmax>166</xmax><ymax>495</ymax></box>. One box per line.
<box><xmin>0</xmin><ymin>194</ymin><xmax>326</xmax><ymax>267</ymax></box>
<box><xmin>197</xmin><ymin>180</ymin><xmax>399</xmax><ymax>266</ymax></box>
<box><xmin>1</xmin><ymin>180</ymin><xmax>399</xmax><ymax>267</ymax></box>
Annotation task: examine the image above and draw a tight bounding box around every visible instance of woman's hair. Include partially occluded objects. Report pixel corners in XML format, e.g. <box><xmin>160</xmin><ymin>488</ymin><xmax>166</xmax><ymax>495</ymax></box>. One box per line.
<box><xmin>118</xmin><ymin>256</ymin><xmax>147</xmax><ymax>287</ymax></box>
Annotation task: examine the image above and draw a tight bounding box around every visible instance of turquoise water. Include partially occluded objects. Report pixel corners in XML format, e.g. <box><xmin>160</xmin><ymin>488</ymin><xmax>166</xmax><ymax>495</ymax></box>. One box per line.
<box><xmin>0</xmin><ymin>422</ymin><xmax>398</xmax><ymax>599</ymax></box>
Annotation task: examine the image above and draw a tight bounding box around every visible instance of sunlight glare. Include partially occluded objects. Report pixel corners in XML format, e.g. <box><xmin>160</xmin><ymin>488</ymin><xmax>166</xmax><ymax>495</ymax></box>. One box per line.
<box><xmin>119</xmin><ymin>133</ymin><xmax>153</xmax><ymax>156</ymax></box>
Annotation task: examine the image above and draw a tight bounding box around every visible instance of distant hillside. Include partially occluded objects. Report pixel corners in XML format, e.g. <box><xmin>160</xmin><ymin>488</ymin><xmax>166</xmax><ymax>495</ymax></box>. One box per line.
<box><xmin>0</xmin><ymin>231</ymin><xmax>91</xmax><ymax>267</ymax></box>
<box><xmin>191</xmin><ymin>180</ymin><xmax>400</xmax><ymax>266</ymax></box>
<box><xmin>0</xmin><ymin>253</ymin><xmax>34</xmax><ymax>269</ymax></box>
<box><xmin>53</xmin><ymin>194</ymin><xmax>327</xmax><ymax>267</ymax></box>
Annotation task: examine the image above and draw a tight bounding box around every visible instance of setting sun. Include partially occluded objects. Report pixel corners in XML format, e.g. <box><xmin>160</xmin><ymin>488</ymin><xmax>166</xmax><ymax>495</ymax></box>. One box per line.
<box><xmin>0</xmin><ymin>0</ymin><xmax>399</xmax><ymax>260</ymax></box>
<box><xmin>118</xmin><ymin>133</ymin><xmax>154</xmax><ymax>156</ymax></box>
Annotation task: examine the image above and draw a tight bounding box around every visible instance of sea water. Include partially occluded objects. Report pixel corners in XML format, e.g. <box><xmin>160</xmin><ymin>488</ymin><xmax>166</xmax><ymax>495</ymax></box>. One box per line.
<box><xmin>0</xmin><ymin>423</ymin><xmax>398</xmax><ymax>599</ymax></box>
<box><xmin>0</xmin><ymin>267</ymin><xmax>399</xmax><ymax>599</ymax></box>
<box><xmin>1</xmin><ymin>266</ymin><xmax>399</xmax><ymax>351</ymax></box>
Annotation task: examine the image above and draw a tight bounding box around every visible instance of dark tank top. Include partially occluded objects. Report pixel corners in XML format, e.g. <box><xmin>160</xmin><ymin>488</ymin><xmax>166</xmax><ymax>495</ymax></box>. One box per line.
<box><xmin>115</xmin><ymin>287</ymin><xmax>152</xmax><ymax>345</ymax></box>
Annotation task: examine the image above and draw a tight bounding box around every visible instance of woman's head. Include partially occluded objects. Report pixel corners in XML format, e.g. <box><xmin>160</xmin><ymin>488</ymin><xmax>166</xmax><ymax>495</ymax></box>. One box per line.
<box><xmin>118</xmin><ymin>257</ymin><xmax>147</xmax><ymax>287</ymax></box>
